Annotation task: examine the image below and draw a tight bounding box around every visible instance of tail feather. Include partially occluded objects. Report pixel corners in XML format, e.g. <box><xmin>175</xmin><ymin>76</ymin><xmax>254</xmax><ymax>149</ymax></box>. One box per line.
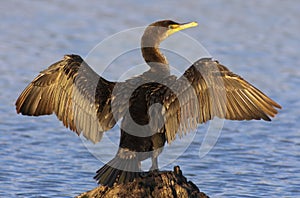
<box><xmin>94</xmin><ymin>157</ymin><xmax>141</xmax><ymax>187</ymax></box>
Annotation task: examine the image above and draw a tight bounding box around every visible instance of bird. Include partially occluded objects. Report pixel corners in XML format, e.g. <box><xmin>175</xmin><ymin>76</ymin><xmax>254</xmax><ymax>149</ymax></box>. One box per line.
<box><xmin>15</xmin><ymin>20</ymin><xmax>281</xmax><ymax>187</ymax></box>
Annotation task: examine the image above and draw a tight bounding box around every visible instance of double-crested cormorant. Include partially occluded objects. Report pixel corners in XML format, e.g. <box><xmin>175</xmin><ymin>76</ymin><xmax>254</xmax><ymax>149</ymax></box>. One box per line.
<box><xmin>16</xmin><ymin>20</ymin><xmax>281</xmax><ymax>186</ymax></box>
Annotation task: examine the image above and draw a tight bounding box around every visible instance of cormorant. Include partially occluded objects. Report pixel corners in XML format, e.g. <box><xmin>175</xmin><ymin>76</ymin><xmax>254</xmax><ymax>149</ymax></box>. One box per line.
<box><xmin>15</xmin><ymin>20</ymin><xmax>281</xmax><ymax>186</ymax></box>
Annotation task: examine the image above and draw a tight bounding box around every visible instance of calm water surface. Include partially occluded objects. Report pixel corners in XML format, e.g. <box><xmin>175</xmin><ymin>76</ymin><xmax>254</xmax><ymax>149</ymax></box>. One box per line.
<box><xmin>1</xmin><ymin>0</ymin><xmax>299</xmax><ymax>197</ymax></box>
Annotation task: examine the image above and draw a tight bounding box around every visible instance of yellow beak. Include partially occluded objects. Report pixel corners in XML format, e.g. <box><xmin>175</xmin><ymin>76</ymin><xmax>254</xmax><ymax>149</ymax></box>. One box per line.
<box><xmin>167</xmin><ymin>21</ymin><xmax>198</xmax><ymax>35</ymax></box>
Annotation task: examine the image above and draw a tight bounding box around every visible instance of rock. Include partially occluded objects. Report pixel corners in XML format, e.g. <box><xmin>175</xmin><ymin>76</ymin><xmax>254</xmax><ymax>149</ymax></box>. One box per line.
<box><xmin>76</xmin><ymin>166</ymin><xmax>209</xmax><ymax>198</ymax></box>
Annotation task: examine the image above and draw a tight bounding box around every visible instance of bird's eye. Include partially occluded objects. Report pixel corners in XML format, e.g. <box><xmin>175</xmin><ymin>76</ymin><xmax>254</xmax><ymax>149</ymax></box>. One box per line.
<box><xmin>168</xmin><ymin>24</ymin><xmax>179</xmax><ymax>29</ymax></box>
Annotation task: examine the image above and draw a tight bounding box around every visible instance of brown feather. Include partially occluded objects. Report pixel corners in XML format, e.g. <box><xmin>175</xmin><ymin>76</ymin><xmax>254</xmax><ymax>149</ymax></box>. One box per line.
<box><xmin>150</xmin><ymin>58</ymin><xmax>281</xmax><ymax>143</ymax></box>
<box><xmin>15</xmin><ymin>54</ymin><xmax>119</xmax><ymax>143</ymax></box>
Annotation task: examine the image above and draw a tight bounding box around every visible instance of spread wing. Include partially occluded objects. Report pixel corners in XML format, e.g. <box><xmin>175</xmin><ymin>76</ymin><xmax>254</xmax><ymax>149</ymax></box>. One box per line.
<box><xmin>152</xmin><ymin>58</ymin><xmax>282</xmax><ymax>143</ymax></box>
<box><xmin>16</xmin><ymin>54</ymin><xmax>117</xmax><ymax>143</ymax></box>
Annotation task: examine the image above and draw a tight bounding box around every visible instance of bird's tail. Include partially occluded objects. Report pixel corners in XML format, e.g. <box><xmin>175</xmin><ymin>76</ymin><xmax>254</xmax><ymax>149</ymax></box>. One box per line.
<box><xmin>94</xmin><ymin>156</ymin><xmax>141</xmax><ymax>187</ymax></box>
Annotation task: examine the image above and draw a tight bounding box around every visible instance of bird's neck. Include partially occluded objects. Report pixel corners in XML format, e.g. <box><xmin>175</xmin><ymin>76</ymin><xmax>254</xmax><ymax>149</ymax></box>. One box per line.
<box><xmin>141</xmin><ymin>46</ymin><xmax>170</xmax><ymax>76</ymax></box>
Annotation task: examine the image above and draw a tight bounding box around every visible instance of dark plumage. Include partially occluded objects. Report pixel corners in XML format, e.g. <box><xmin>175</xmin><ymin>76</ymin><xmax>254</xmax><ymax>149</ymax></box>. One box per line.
<box><xmin>15</xmin><ymin>20</ymin><xmax>281</xmax><ymax>186</ymax></box>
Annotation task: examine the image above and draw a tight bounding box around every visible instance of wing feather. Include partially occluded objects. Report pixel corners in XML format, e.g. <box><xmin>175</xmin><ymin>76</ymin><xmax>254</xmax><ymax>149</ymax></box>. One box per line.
<box><xmin>16</xmin><ymin>54</ymin><xmax>117</xmax><ymax>143</ymax></box>
<box><xmin>154</xmin><ymin>58</ymin><xmax>281</xmax><ymax>143</ymax></box>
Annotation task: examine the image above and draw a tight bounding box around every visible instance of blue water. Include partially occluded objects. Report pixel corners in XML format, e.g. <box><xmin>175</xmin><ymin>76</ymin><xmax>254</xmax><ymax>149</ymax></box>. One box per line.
<box><xmin>1</xmin><ymin>0</ymin><xmax>299</xmax><ymax>197</ymax></box>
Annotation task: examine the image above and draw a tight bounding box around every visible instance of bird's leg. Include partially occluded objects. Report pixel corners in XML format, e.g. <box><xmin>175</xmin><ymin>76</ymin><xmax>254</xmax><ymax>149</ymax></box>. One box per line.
<box><xmin>149</xmin><ymin>156</ymin><xmax>159</xmax><ymax>171</ymax></box>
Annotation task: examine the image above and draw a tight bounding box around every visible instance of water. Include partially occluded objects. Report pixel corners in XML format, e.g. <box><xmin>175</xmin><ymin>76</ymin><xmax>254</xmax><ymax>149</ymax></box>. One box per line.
<box><xmin>1</xmin><ymin>0</ymin><xmax>299</xmax><ymax>197</ymax></box>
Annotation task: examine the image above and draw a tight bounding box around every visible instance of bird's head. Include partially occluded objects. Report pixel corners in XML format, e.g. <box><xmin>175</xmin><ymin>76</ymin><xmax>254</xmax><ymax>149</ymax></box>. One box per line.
<box><xmin>141</xmin><ymin>20</ymin><xmax>198</xmax><ymax>47</ymax></box>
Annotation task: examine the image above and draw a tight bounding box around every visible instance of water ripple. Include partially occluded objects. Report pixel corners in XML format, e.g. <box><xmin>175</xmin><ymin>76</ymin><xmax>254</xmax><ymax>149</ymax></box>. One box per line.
<box><xmin>1</xmin><ymin>1</ymin><xmax>299</xmax><ymax>197</ymax></box>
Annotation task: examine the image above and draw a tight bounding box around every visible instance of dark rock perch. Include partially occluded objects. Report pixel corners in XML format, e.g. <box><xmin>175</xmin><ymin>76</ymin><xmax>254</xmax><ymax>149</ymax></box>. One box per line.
<box><xmin>76</xmin><ymin>166</ymin><xmax>209</xmax><ymax>198</ymax></box>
